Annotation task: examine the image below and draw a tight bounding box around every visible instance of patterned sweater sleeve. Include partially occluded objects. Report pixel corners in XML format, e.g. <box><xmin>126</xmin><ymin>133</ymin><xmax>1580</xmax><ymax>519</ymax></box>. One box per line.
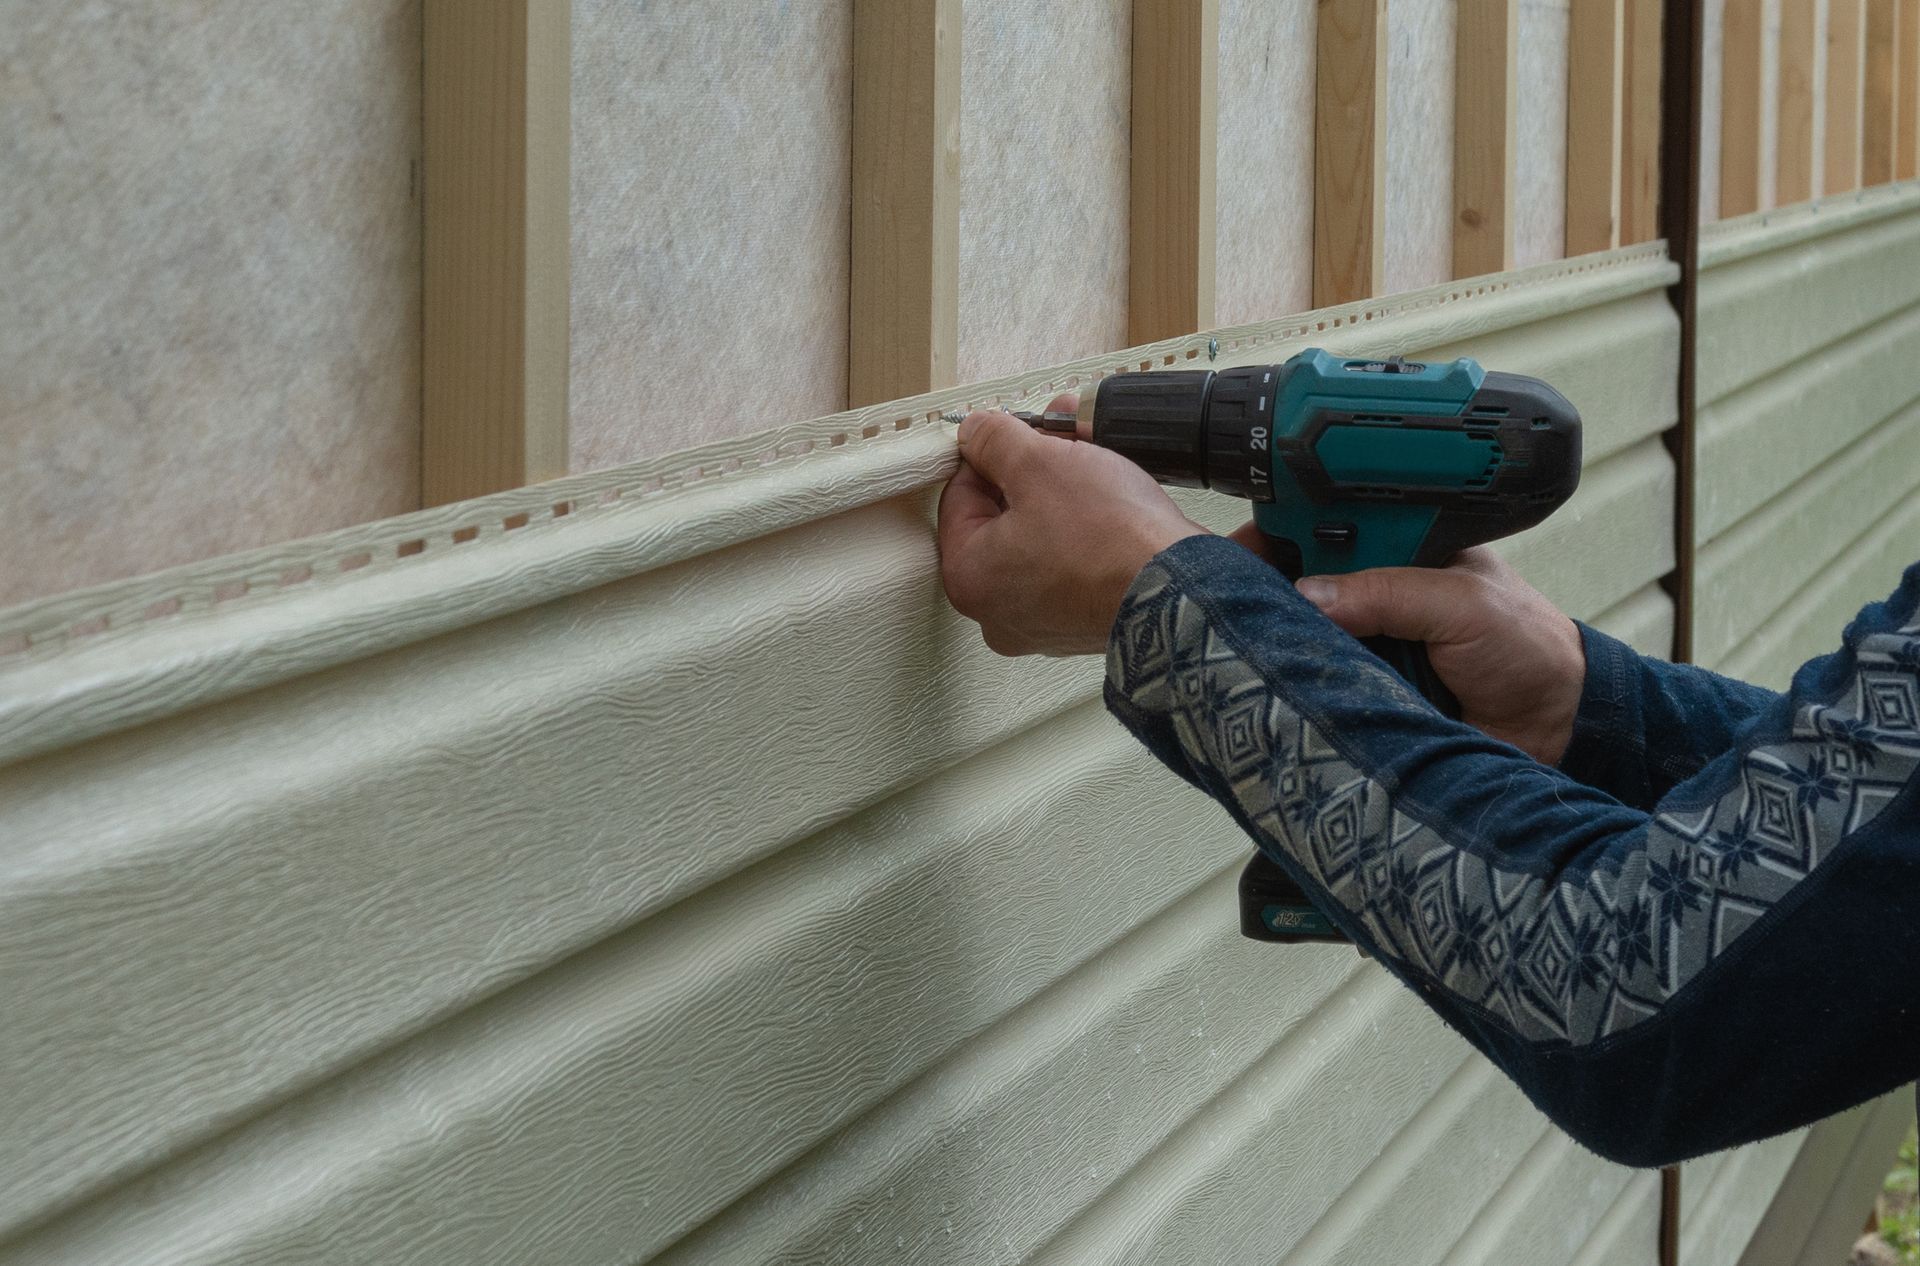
<box><xmin>1105</xmin><ymin>534</ymin><xmax>1920</xmax><ymax>1167</ymax></box>
<box><xmin>1558</xmin><ymin>622</ymin><xmax>1780</xmax><ymax>810</ymax></box>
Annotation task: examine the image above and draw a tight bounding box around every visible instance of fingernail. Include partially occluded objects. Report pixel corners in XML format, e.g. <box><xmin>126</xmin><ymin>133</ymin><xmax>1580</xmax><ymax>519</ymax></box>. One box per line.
<box><xmin>1296</xmin><ymin>577</ymin><xmax>1337</xmax><ymax>609</ymax></box>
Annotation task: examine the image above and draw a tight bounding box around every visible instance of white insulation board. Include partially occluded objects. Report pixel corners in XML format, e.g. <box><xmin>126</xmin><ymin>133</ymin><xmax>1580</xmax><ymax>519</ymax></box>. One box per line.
<box><xmin>0</xmin><ymin>1</ymin><xmax>423</xmax><ymax>609</ymax></box>
<box><xmin>569</xmin><ymin>0</ymin><xmax>854</xmax><ymax>471</ymax></box>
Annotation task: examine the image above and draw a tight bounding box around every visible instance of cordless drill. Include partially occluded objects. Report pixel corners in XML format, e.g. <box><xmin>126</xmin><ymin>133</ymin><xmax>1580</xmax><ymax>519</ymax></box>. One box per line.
<box><xmin>1019</xmin><ymin>347</ymin><xmax>1582</xmax><ymax>945</ymax></box>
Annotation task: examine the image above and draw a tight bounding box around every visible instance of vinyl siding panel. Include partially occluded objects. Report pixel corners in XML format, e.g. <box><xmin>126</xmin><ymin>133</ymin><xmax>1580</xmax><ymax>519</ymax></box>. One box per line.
<box><xmin>0</xmin><ymin>248</ymin><xmax>1678</xmax><ymax>1262</ymax></box>
<box><xmin>1680</xmin><ymin>182</ymin><xmax>1920</xmax><ymax>1266</ymax></box>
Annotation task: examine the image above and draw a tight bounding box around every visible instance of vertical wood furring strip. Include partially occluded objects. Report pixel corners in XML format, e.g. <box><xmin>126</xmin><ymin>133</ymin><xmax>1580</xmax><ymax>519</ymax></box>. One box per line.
<box><xmin>1826</xmin><ymin>0</ymin><xmax>1866</xmax><ymax>192</ymax></box>
<box><xmin>1900</xmin><ymin>0</ymin><xmax>1920</xmax><ymax>177</ymax></box>
<box><xmin>1567</xmin><ymin>0</ymin><xmax>1626</xmax><ymax>255</ymax></box>
<box><xmin>1777</xmin><ymin>0</ymin><xmax>1818</xmax><ymax>203</ymax></box>
<box><xmin>849</xmin><ymin>0</ymin><xmax>962</xmax><ymax>408</ymax></box>
<box><xmin>1619</xmin><ymin>0</ymin><xmax>1664</xmax><ymax>243</ymax></box>
<box><xmin>422</xmin><ymin>0</ymin><xmax>571</xmax><ymax>506</ymax></box>
<box><xmin>1719</xmin><ymin>0</ymin><xmax>1765</xmax><ymax>217</ymax></box>
<box><xmin>1455</xmin><ymin>0</ymin><xmax>1519</xmax><ymax>277</ymax></box>
<box><xmin>1865</xmin><ymin>0</ymin><xmax>1899</xmax><ymax>183</ymax></box>
<box><xmin>1314</xmin><ymin>0</ymin><xmax>1387</xmax><ymax>306</ymax></box>
<box><xmin>1129</xmin><ymin>0</ymin><xmax>1220</xmax><ymax>344</ymax></box>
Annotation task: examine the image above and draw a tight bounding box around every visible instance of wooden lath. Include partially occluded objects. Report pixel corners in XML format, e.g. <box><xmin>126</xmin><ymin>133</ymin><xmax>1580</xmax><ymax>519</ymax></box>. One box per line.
<box><xmin>422</xmin><ymin>0</ymin><xmax>570</xmax><ymax>507</ymax></box>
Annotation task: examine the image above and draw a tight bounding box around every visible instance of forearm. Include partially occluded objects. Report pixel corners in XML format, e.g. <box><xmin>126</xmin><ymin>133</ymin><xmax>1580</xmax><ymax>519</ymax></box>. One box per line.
<box><xmin>1107</xmin><ymin>536</ymin><xmax>1920</xmax><ymax>1166</ymax></box>
<box><xmin>1558</xmin><ymin>622</ymin><xmax>1779</xmax><ymax>809</ymax></box>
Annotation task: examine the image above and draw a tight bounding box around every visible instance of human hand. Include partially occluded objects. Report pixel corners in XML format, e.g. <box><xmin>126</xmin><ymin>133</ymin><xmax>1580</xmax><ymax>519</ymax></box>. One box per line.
<box><xmin>1255</xmin><ymin>542</ymin><xmax>1586</xmax><ymax>764</ymax></box>
<box><xmin>938</xmin><ymin>395</ymin><xmax>1208</xmax><ymax>656</ymax></box>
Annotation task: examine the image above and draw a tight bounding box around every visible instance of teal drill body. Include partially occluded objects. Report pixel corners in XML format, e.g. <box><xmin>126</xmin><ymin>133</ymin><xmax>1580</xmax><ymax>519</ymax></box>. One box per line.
<box><xmin>1053</xmin><ymin>346</ymin><xmax>1583</xmax><ymax>944</ymax></box>
<box><xmin>1257</xmin><ymin>348</ymin><xmax>1492</xmax><ymax>577</ymax></box>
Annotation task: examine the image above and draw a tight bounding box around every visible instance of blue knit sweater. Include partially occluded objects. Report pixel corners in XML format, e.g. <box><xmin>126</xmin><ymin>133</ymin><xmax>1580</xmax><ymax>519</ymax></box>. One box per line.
<box><xmin>1104</xmin><ymin>534</ymin><xmax>1920</xmax><ymax>1168</ymax></box>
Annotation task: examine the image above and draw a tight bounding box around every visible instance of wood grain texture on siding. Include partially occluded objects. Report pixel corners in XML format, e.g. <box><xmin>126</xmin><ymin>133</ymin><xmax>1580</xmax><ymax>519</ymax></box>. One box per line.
<box><xmin>957</xmin><ymin>0</ymin><xmax>1132</xmax><ymax>380</ymax></box>
<box><xmin>1214</xmin><ymin>0</ymin><xmax>1317</xmax><ymax>324</ymax></box>
<box><xmin>1680</xmin><ymin>1132</ymin><xmax>1811</xmax><ymax>1266</ymax></box>
<box><xmin>569</xmin><ymin>0</ymin><xmax>852</xmax><ymax>469</ymax></box>
<box><xmin>1733</xmin><ymin>1095</ymin><xmax>1917</xmax><ymax>1266</ymax></box>
<box><xmin>0</xmin><ymin>258</ymin><xmax>1682</xmax><ymax>1261</ymax></box>
<box><xmin>1685</xmin><ymin>194</ymin><xmax>1920</xmax><ymax>1265</ymax></box>
<box><xmin>1695</xmin><ymin>186</ymin><xmax>1920</xmax><ymax>405</ymax></box>
<box><xmin>0</xmin><ymin>2</ymin><xmax>422</xmax><ymax>609</ymax></box>
<box><xmin>0</xmin><ymin>440</ymin><xmax>1679</xmax><ymax>1260</ymax></box>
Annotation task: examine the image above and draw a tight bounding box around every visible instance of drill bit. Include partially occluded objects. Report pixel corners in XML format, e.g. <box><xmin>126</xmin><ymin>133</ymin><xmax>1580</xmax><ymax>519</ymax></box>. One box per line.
<box><xmin>939</xmin><ymin>409</ymin><xmax>1078</xmax><ymax>433</ymax></box>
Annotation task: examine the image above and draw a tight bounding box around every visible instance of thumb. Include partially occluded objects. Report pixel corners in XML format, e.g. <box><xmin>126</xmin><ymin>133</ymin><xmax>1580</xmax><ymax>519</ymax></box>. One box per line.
<box><xmin>1296</xmin><ymin>567</ymin><xmax>1480</xmax><ymax>645</ymax></box>
<box><xmin>956</xmin><ymin>409</ymin><xmax>1048</xmax><ymax>492</ymax></box>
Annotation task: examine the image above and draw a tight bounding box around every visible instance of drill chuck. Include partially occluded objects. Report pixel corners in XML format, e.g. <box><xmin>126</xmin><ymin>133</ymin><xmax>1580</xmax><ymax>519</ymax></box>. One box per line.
<box><xmin>1090</xmin><ymin>368</ymin><xmax>1278</xmax><ymax>502</ymax></box>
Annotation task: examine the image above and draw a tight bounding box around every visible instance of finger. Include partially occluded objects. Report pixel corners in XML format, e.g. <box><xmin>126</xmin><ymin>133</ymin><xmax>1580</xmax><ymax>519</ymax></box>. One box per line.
<box><xmin>936</xmin><ymin>461</ymin><xmax>1004</xmax><ymax>558</ymax></box>
<box><xmin>1446</xmin><ymin>545</ymin><xmax>1513</xmax><ymax>580</ymax></box>
<box><xmin>1295</xmin><ymin>566</ymin><xmax>1485</xmax><ymax>645</ymax></box>
<box><xmin>1035</xmin><ymin>391</ymin><xmax>1093</xmax><ymax>442</ymax></box>
<box><xmin>1227</xmin><ymin>521</ymin><xmax>1281</xmax><ymax>567</ymax></box>
<box><xmin>956</xmin><ymin>408</ymin><xmax>1049</xmax><ymax>493</ymax></box>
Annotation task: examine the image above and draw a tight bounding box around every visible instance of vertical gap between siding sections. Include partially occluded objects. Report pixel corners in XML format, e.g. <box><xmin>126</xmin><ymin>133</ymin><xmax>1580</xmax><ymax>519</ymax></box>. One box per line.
<box><xmin>1660</xmin><ymin>0</ymin><xmax>1703</xmax><ymax>663</ymax></box>
<box><xmin>421</xmin><ymin>0</ymin><xmax>571</xmax><ymax>506</ymax></box>
<box><xmin>1826</xmin><ymin>0</ymin><xmax>1866</xmax><ymax>192</ymax></box>
<box><xmin>1778</xmin><ymin>0</ymin><xmax>1818</xmax><ymax>203</ymax></box>
<box><xmin>1454</xmin><ymin>0</ymin><xmax>1519</xmax><ymax>276</ymax></box>
<box><xmin>1661</xmin><ymin>1165</ymin><xmax>1683</xmax><ymax>1266</ymax></box>
<box><xmin>1568</xmin><ymin>0</ymin><xmax>1627</xmax><ymax>255</ymax></box>
<box><xmin>1314</xmin><ymin>0</ymin><xmax>1386</xmax><ymax>305</ymax></box>
<box><xmin>848</xmin><ymin>0</ymin><xmax>961</xmax><ymax>408</ymax></box>
<box><xmin>1129</xmin><ymin>0</ymin><xmax>1219</xmax><ymax>344</ymax></box>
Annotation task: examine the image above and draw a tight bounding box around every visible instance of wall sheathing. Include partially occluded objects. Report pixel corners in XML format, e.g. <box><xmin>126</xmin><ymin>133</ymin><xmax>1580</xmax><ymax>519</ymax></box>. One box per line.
<box><xmin>0</xmin><ymin>247</ymin><xmax>1674</xmax><ymax>1264</ymax></box>
<box><xmin>0</xmin><ymin>2</ymin><xmax>424</xmax><ymax>609</ymax></box>
<box><xmin>1680</xmin><ymin>181</ymin><xmax>1920</xmax><ymax>1266</ymax></box>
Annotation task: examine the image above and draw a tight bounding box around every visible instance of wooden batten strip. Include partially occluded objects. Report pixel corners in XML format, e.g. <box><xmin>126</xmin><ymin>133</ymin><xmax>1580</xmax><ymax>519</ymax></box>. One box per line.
<box><xmin>1314</xmin><ymin>0</ymin><xmax>1386</xmax><ymax>305</ymax></box>
<box><xmin>1827</xmin><ymin>0</ymin><xmax>1866</xmax><ymax>193</ymax></box>
<box><xmin>1619</xmin><ymin>0</ymin><xmax>1663</xmax><ymax>243</ymax></box>
<box><xmin>1901</xmin><ymin>0</ymin><xmax>1920</xmax><ymax>178</ymax></box>
<box><xmin>1566</xmin><ymin>0</ymin><xmax>1625</xmax><ymax>255</ymax></box>
<box><xmin>1454</xmin><ymin>0</ymin><xmax>1519</xmax><ymax>276</ymax></box>
<box><xmin>1718</xmin><ymin>0</ymin><xmax>1765</xmax><ymax>217</ymax></box>
<box><xmin>1866</xmin><ymin>0</ymin><xmax>1899</xmax><ymax>184</ymax></box>
<box><xmin>422</xmin><ymin>0</ymin><xmax>571</xmax><ymax>507</ymax></box>
<box><xmin>1777</xmin><ymin>0</ymin><xmax>1818</xmax><ymax>204</ymax></box>
<box><xmin>849</xmin><ymin>0</ymin><xmax>961</xmax><ymax>408</ymax></box>
<box><xmin>1129</xmin><ymin>0</ymin><xmax>1220</xmax><ymax>344</ymax></box>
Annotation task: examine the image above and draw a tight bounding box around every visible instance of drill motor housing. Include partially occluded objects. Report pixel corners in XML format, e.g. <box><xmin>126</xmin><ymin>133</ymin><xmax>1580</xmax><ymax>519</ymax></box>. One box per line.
<box><xmin>1088</xmin><ymin>347</ymin><xmax>1581</xmax><ymax>582</ymax></box>
<box><xmin>1082</xmin><ymin>348</ymin><xmax>1583</xmax><ymax>945</ymax></box>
